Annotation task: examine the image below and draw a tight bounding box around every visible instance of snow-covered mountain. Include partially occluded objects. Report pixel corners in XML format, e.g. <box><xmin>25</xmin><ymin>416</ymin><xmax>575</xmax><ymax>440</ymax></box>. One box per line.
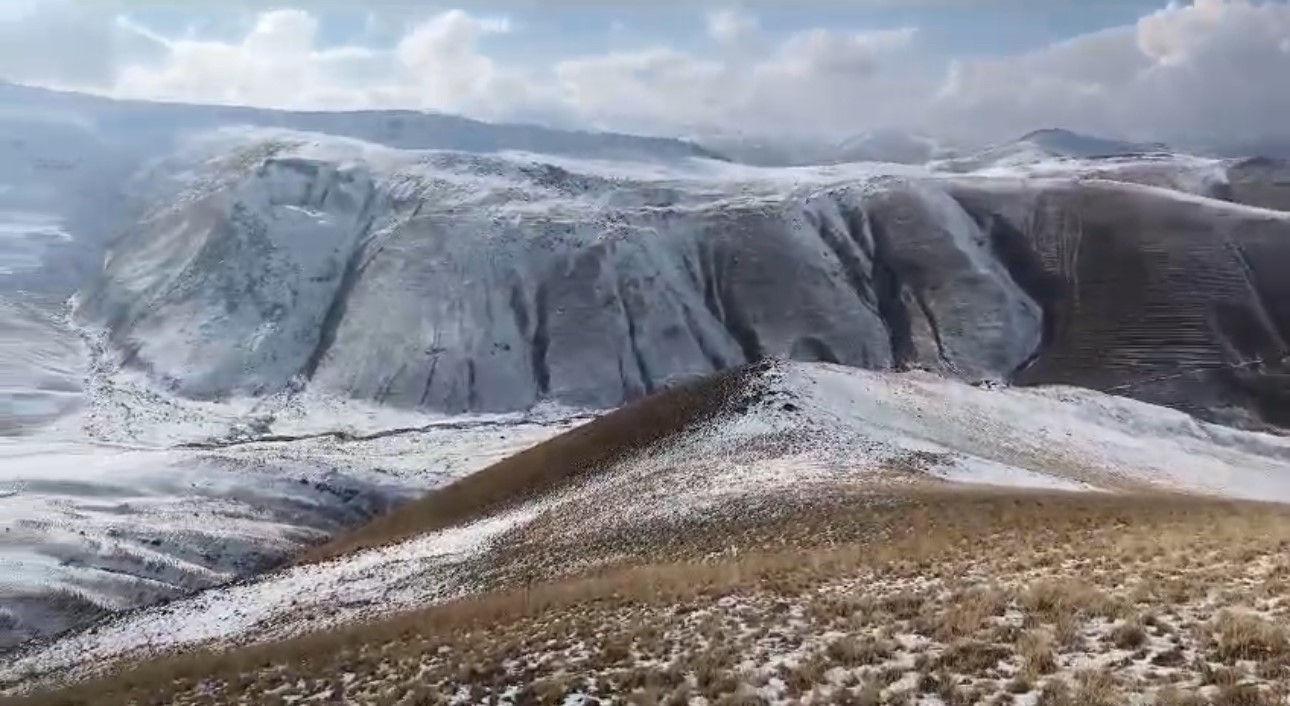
<box><xmin>0</xmin><ymin>81</ymin><xmax>718</xmax><ymax>303</ymax></box>
<box><xmin>0</xmin><ymin>84</ymin><xmax>717</xmax><ymax>650</ymax></box>
<box><xmin>4</xmin><ymin>85</ymin><xmax>1290</xmax><ymax>657</ymax></box>
<box><xmin>698</xmin><ymin>128</ymin><xmax>1174</xmax><ymax>169</ymax></box>
<box><xmin>699</xmin><ymin>129</ymin><xmax>951</xmax><ymax>166</ymax></box>
<box><xmin>76</xmin><ymin>132</ymin><xmax>1043</xmax><ymax>413</ymax></box>
<box><xmin>934</xmin><ymin>128</ymin><xmax>1172</xmax><ymax>173</ymax></box>
<box><xmin>74</xmin><ymin>127</ymin><xmax>1290</xmax><ymax>427</ymax></box>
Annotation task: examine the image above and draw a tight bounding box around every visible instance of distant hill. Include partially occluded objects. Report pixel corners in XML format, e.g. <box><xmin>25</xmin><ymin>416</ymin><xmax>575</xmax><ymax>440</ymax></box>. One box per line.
<box><xmin>934</xmin><ymin>128</ymin><xmax>1172</xmax><ymax>172</ymax></box>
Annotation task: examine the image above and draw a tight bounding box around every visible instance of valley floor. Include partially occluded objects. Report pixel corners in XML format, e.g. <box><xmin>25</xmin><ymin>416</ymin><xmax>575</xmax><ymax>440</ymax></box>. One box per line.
<box><xmin>11</xmin><ymin>489</ymin><xmax>1290</xmax><ymax>706</ymax></box>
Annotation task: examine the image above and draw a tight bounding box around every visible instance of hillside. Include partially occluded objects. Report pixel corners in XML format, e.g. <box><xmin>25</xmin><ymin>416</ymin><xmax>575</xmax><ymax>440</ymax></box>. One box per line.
<box><xmin>75</xmin><ymin>129</ymin><xmax>1290</xmax><ymax>427</ymax></box>
<box><xmin>0</xmin><ymin>82</ymin><xmax>717</xmax><ymax>164</ymax></box>
<box><xmin>6</xmin><ymin>86</ymin><xmax>1290</xmax><ymax>698</ymax></box>
<box><xmin>10</xmin><ymin>362</ymin><xmax>1290</xmax><ymax>699</ymax></box>
<box><xmin>933</xmin><ymin>129</ymin><xmax>1171</xmax><ymax>173</ymax></box>
<box><xmin>16</xmin><ymin>493</ymin><xmax>1290</xmax><ymax>706</ymax></box>
<box><xmin>696</xmin><ymin>129</ymin><xmax>947</xmax><ymax>167</ymax></box>
<box><xmin>0</xmin><ymin>84</ymin><xmax>720</xmax><ymax>650</ymax></box>
<box><xmin>8</xmin><ymin>362</ymin><xmax>1290</xmax><ymax>704</ymax></box>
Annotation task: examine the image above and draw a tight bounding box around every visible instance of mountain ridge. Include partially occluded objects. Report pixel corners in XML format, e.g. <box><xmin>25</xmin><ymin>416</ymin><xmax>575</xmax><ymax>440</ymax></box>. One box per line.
<box><xmin>70</xmin><ymin>129</ymin><xmax>1290</xmax><ymax>429</ymax></box>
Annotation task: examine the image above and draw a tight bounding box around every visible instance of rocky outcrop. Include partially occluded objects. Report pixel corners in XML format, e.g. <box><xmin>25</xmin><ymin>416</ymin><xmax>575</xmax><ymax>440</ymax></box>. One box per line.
<box><xmin>78</xmin><ymin>133</ymin><xmax>1290</xmax><ymax>427</ymax></box>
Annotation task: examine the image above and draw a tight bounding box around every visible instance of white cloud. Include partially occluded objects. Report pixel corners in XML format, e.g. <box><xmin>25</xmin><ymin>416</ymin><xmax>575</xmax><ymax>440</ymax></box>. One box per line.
<box><xmin>554</xmin><ymin>12</ymin><xmax>925</xmax><ymax>138</ymax></box>
<box><xmin>0</xmin><ymin>2</ymin><xmax>166</xmax><ymax>88</ymax></box>
<box><xmin>1</xmin><ymin>1</ymin><xmax>1290</xmax><ymax>151</ymax></box>
<box><xmin>929</xmin><ymin>0</ymin><xmax>1290</xmax><ymax>148</ymax></box>
<box><xmin>103</xmin><ymin>7</ymin><xmax>523</xmax><ymax>117</ymax></box>
<box><xmin>707</xmin><ymin>9</ymin><xmax>759</xmax><ymax>46</ymax></box>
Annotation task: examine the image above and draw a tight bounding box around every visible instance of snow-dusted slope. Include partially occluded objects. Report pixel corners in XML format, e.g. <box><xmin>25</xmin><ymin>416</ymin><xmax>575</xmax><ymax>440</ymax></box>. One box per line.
<box><xmin>76</xmin><ymin>130</ymin><xmax>1290</xmax><ymax>426</ymax></box>
<box><xmin>933</xmin><ymin>128</ymin><xmax>1171</xmax><ymax>173</ymax></box>
<box><xmin>698</xmin><ymin>129</ymin><xmax>948</xmax><ymax>167</ymax></box>
<box><xmin>0</xmin><ymin>84</ymin><xmax>721</xmax><ymax>432</ymax></box>
<box><xmin>0</xmin><ymin>82</ymin><xmax>716</xmax><ymax>166</ymax></box>
<box><xmin>0</xmin><ymin>81</ymin><xmax>719</xmax><ymax>321</ymax></box>
<box><xmin>77</xmin><ymin>131</ymin><xmax>1040</xmax><ymax>411</ymax></box>
<box><xmin>0</xmin><ymin>402</ymin><xmax>583</xmax><ymax>650</ymax></box>
<box><xmin>11</xmin><ymin>360</ymin><xmax>1290</xmax><ymax>689</ymax></box>
<box><xmin>0</xmin><ymin>87</ymin><xmax>743</xmax><ymax>649</ymax></box>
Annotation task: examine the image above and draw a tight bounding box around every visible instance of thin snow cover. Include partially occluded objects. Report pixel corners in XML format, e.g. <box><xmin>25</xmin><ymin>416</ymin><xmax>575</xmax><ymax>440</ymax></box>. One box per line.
<box><xmin>0</xmin><ymin>308</ymin><xmax>585</xmax><ymax>647</ymax></box>
<box><xmin>1</xmin><ymin>506</ymin><xmax>538</xmax><ymax>687</ymax></box>
<box><xmin>941</xmin><ymin>153</ymin><xmax>1236</xmax><ymax>201</ymax></box>
<box><xmin>11</xmin><ymin>362</ymin><xmax>1290</xmax><ymax>686</ymax></box>
<box><xmin>0</xmin><ymin>267</ymin><xmax>589</xmax><ymax>647</ymax></box>
<box><xmin>82</xmin><ymin>120</ymin><xmax>1278</xmax><ymax>421</ymax></box>
<box><xmin>0</xmin><ymin>411</ymin><xmax>581</xmax><ymax>648</ymax></box>
<box><xmin>0</xmin><ymin>213</ymin><xmax>70</xmax><ymax>277</ymax></box>
<box><xmin>780</xmin><ymin>363</ymin><xmax>1290</xmax><ymax>499</ymax></box>
<box><xmin>520</xmin><ymin>361</ymin><xmax>1290</xmax><ymax>544</ymax></box>
<box><xmin>929</xmin><ymin>128</ymin><xmax>1170</xmax><ymax>173</ymax></box>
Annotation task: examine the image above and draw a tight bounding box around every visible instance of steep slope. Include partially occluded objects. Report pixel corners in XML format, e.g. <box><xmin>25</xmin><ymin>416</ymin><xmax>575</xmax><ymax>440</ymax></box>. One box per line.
<box><xmin>77</xmin><ymin>132</ymin><xmax>1290</xmax><ymax>427</ymax></box>
<box><xmin>0</xmin><ymin>83</ymin><xmax>719</xmax><ymax>339</ymax></box>
<box><xmin>951</xmin><ymin>179</ymin><xmax>1290</xmax><ymax>426</ymax></box>
<box><xmin>10</xmin><ymin>361</ymin><xmax>1290</xmax><ymax>695</ymax></box>
<box><xmin>1222</xmin><ymin>156</ymin><xmax>1290</xmax><ymax>211</ymax></box>
<box><xmin>0</xmin><ymin>84</ymin><xmax>721</xmax><ymax>430</ymax></box>
<box><xmin>76</xmin><ymin>133</ymin><xmax>1039</xmax><ymax>412</ymax></box>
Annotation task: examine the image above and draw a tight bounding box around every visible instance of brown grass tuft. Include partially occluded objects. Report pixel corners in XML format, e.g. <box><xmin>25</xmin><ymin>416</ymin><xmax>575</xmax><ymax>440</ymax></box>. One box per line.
<box><xmin>1208</xmin><ymin>612</ymin><xmax>1290</xmax><ymax>664</ymax></box>
<box><xmin>1110</xmin><ymin>619</ymin><xmax>1148</xmax><ymax>650</ymax></box>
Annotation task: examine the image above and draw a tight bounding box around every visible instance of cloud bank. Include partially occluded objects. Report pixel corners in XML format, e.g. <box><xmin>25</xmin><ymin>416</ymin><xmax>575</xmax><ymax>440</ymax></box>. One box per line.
<box><xmin>2</xmin><ymin>0</ymin><xmax>1288</xmax><ymax>151</ymax></box>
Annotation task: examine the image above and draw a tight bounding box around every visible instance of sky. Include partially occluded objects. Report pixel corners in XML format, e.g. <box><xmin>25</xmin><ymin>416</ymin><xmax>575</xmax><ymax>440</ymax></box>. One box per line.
<box><xmin>1</xmin><ymin>0</ymin><xmax>1289</xmax><ymax>150</ymax></box>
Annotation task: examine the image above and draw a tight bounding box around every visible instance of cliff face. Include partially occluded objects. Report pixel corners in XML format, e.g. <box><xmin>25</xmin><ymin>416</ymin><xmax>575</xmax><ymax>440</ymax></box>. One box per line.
<box><xmin>77</xmin><ymin>132</ymin><xmax>1290</xmax><ymax>426</ymax></box>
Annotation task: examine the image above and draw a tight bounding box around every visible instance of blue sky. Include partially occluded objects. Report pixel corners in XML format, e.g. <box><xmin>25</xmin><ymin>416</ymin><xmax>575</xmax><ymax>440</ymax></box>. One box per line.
<box><xmin>116</xmin><ymin>1</ymin><xmax>1171</xmax><ymax>58</ymax></box>
<box><xmin>2</xmin><ymin>1</ymin><xmax>1289</xmax><ymax>149</ymax></box>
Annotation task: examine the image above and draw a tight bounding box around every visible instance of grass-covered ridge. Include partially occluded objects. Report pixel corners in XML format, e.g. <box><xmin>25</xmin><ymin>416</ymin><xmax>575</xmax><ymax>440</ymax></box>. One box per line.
<box><xmin>300</xmin><ymin>363</ymin><xmax>764</xmax><ymax>563</ymax></box>
<box><xmin>12</xmin><ymin>489</ymin><xmax>1290</xmax><ymax>705</ymax></box>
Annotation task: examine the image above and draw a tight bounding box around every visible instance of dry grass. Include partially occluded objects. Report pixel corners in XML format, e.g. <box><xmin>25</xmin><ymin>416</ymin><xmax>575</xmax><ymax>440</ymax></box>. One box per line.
<box><xmin>1208</xmin><ymin>611</ymin><xmax>1290</xmax><ymax>663</ymax></box>
<box><xmin>301</xmin><ymin>363</ymin><xmax>763</xmax><ymax>562</ymax></box>
<box><xmin>11</xmin><ymin>489</ymin><xmax>1290</xmax><ymax>705</ymax></box>
<box><xmin>1110</xmin><ymin>619</ymin><xmax>1149</xmax><ymax>650</ymax></box>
